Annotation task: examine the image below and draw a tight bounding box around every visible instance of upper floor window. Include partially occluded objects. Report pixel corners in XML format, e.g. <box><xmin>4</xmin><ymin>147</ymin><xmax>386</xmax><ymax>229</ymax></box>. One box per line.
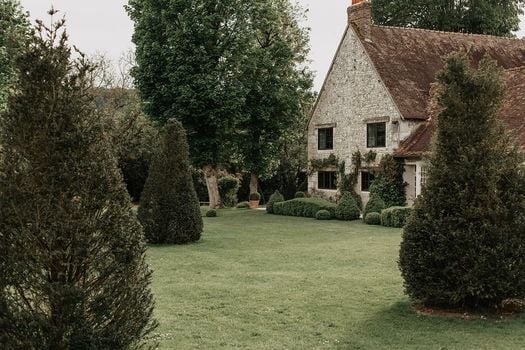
<box><xmin>367</xmin><ymin>122</ymin><xmax>386</xmax><ymax>148</ymax></box>
<box><xmin>361</xmin><ymin>171</ymin><xmax>375</xmax><ymax>192</ymax></box>
<box><xmin>318</xmin><ymin>171</ymin><xmax>337</xmax><ymax>190</ymax></box>
<box><xmin>318</xmin><ymin>128</ymin><xmax>334</xmax><ymax>150</ymax></box>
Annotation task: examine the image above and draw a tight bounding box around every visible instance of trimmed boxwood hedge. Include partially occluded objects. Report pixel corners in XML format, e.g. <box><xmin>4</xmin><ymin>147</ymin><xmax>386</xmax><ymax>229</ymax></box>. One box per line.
<box><xmin>381</xmin><ymin>207</ymin><xmax>412</xmax><ymax>227</ymax></box>
<box><xmin>273</xmin><ymin>198</ymin><xmax>336</xmax><ymax>219</ymax></box>
<box><xmin>266</xmin><ymin>190</ymin><xmax>285</xmax><ymax>214</ymax></box>
<box><xmin>364</xmin><ymin>212</ymin><xmax>382</xmax><ymax>225</ymax></box>
<box><xmin>315</xmin><ymin>209</ymin><xmax>332</xmax><ymax>220</ymax></box>
<box><xmin>236</xmin><ymin>201</ymin><xmax>250</xmax><ymax>209</ymax></box>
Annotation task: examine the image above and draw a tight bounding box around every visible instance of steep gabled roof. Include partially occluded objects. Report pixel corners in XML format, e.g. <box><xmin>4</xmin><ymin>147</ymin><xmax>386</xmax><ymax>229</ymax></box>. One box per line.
<box><xmin>363</xmin><ymin>25</ymin><xmax>525</xmax><ymax>120</ymax></box>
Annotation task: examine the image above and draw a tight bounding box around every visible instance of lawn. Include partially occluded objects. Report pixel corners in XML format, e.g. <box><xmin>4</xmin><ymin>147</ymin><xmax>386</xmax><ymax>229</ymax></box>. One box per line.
<box><xmin>147</xmin><ymin>209</ymin><xmax>525</xmax><ymax>349</ymax></box>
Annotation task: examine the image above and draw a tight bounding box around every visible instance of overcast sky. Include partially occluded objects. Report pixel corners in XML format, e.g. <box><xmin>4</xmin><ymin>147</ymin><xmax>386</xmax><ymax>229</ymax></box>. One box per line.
<box><xmin>19</xmin><ymin>0</ymin><xmax>525</xmax><ymax>91</ymax></box>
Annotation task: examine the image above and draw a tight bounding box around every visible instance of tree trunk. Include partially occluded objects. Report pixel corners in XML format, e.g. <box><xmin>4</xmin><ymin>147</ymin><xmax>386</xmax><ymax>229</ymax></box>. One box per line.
<box><xmin>249</xmin><ymin>173</ymin><xmax>259</xmax><ymax>194</ymax></box>
<box><xmin>204</xmin><ymin>165</ymin><xmax>221</xmax><ymax>209</ymax></box>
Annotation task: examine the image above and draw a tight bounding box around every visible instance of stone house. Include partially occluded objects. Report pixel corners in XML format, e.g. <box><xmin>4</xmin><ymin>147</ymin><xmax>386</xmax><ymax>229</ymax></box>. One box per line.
<box><xmin>307</xmin><ymin>0</ymin><xmax>525</xmax><ymax>205</ymax></box>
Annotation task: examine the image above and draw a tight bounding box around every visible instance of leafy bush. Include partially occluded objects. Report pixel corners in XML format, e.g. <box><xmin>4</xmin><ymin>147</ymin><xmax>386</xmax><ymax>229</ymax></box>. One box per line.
<box><xmin>295</xmin><ymin>191</ymin><xmax>306</xmax><ymax>198</ymax></box>
<box><xmin>273</xmin><ymin>198</ymin><xmax>336</xmax><ymax>219</ymax></box>
<box><xmin>369</xmin><ymin>154</ymin><xmax>407</xmax><ymax>207</ymax></box>
<box><xmin>266</xmin><ymin>190</ymin><xmax>285</xmax><ymax>214</ymax></box>
<box><xmin>249</xmin><ymin>192</ymin><xmax>261</xmax><ymax>201</ymax></box>
<box><xmin>364</xmin><ymin>212</ymin><xmax>382</xmax><ymax>225</ymax></box>
<box><xmin>364</xmin><ymin>193</ymin><xmax>386</xmax><ymax>218</ymax></box>
<box><xmin>381</xmin><ymin>207</ymin><xmax>412</xmax><ymax>228</ymax></box>
<box><xmin>206</xmin><ymin>209</ymin><xmax>217</xmax><ymax>217</ymax></box>
<box><xmin>236</xmin><ymin>201</ymin><xmax>250</xmax><ymax>209</ymax></box>
<box><xmin>315</xmin><ymin>209</ymin><xmax>332</xmax><ymax>220</ymax></box>
<box><xmin>218</xmin><ymin>175</ymin><xmax>240</xmax><ymax>208</ymax></box>
<box><xmin>335</xmin><ymin>193</ymin><xmax>360</xmax><ymax>221</ymax></box>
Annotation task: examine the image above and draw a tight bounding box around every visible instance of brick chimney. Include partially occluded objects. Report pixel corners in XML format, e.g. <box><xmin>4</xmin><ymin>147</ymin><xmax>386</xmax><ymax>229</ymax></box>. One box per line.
<box><xmin>348</xmin><ymin>0</ymin><xmax>372</xmax><ymax>41</ymax></box>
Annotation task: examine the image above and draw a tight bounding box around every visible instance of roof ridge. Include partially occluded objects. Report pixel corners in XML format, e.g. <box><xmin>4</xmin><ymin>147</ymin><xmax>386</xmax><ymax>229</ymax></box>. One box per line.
<box><xmin>371</xmin><ymin>24</ymin><xmax>525</xmax><ymax>42</ymax></box>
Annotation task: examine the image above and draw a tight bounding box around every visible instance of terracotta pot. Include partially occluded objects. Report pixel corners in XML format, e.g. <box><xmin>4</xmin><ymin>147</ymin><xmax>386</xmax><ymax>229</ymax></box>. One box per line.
<box><xmin>249</xmin><ymin>200</ymin><xmax>260</xmax><ymax>209</ymax></box>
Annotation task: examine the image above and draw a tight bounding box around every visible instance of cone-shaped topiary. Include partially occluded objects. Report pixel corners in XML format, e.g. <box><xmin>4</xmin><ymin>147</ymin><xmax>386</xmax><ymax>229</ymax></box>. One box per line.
<box><xmin>399</xmin><ymin>54</ymin><xmax>525</xmax><ymax>309</ymax></box>
<box><xmin>0</xmin><ymin>21</ymin><xmax>156</xmax><ymax>348</ymax></box>
<box><xmin>266</xmin><ymin>190</ymin><xmax>285</xmax><ymax>214</ymax></box>
<box><xmin>335</xmin><ymin>192</ymin><xmax>361</xmax><ymax>221</ymax></box>
<box><xmin>364</xmin><ymin>193</ymin><xmax>386</xmax><ymax>218</ymax></box>
<box><xmin>139</xmin><ymin>118</ymin><xmax>203</xmax><ymax>244</ymax></box>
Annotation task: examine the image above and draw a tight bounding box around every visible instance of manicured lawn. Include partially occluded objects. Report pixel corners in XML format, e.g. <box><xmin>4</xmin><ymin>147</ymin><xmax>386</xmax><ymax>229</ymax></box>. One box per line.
<box><xmin>147</xmin><ymin>209</ymin><xmax>525</xmax><ymax>349</ymax></box>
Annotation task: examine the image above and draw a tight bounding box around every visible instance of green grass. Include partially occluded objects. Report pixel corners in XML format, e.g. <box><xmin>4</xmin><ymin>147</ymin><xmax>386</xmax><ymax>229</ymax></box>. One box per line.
<box><xmin>147</xmin><ymin>209</ymin><xmax>525</xmax><ymax>349</ymax></box>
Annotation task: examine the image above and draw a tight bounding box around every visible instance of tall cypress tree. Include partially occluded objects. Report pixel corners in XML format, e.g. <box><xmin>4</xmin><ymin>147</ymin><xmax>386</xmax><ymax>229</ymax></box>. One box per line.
<box><xmin>399</xmin><ymin>54</ymin><xmax>525</xmax><ymax>309</ymax></box>
<box><xmin>139</xmin><ymin>119</ymin><xmax>203</xmax><ymax>244</ymax></box>
<box><xmin>0</xmin><ymin>20</ymin><xmax>156</xmax><ymax>348</ymax></box>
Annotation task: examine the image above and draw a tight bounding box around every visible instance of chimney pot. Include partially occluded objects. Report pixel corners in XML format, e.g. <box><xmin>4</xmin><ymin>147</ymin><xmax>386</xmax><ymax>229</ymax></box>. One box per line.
<box><xmin>348</xmin><ymin>0</ymin><xmax>372</xmax><ymax>41</ymax></box>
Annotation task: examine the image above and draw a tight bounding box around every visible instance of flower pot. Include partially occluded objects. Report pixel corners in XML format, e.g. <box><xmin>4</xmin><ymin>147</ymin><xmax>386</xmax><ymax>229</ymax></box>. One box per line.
<box><xmin>249</xmin><ymin>200</ymin><xmax>260</xmax><ymax>209</ymax></box>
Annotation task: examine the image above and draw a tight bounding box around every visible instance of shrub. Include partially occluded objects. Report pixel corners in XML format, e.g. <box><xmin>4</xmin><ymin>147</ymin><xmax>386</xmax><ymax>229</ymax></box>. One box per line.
<box><xmin>295</xmin><ymin>191</ymin><xmax>306</xmax><ymax>198</ymax></box>
<box><xmin>139</xmin><ymin>119</ymin><xmax>203</xmax><ymax>244</ymax></box>
<box><xmin>335</xmin><ymin>193</ymin><xmax>361</xmax><ymax>221</ymax></box>
<box><xmin>266</xmin><ymin>190</ymin><xmax>285</xmax><ymax>214</ymax></box>
<box><xmin>369</xmin><ymin>154</ymin><xmax>407</xmax><ymax>207</ymax></box>
<box><xmin>364</xmin><ymin>212</ymin><xmax>382</xmax><ymax>225</ymax></box>
<box><xmin>381</xmin><ymin>207</ymin><xmax>412</xmax><ymax>228</ymax></box>
<box><xmin>315</xmin><ymin>209</ymin><xmax>332</xmax><ymax>220</ymax></box>
<box><xmin>236</xmin><ymin>201</ymin><xmax>250</xmax><ymax>209</ymax></box>
<box><xmin>273</xmin><ymin>198</ymin><xmax>336</xmax><ymax>219</ymax></box>
<box><xmin>218</xmin><ymin>175</ymin><xmax>240</xmax><ymax>208</ymax></box>
<box><xmin>249</xmin><ymin>192</ymin><xmax>261</xmax><ymax>201</ymax></box>
<box><xmin>206</xmin><ymin>209</ymin><xmax>217</xmax><ymax>217</ymax></box>
<box><xmin>364</xmin><ymin>193</ymin><xmax>386</xmax><ymax>218</ymax></box>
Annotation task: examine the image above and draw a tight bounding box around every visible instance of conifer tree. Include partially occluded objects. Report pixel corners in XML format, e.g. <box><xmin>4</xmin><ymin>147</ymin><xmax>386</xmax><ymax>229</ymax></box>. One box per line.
<box><xmin>139</xmin><ymin>119</ymin><xmax>203</xmax><ymax>244</ymax></box>
<box><xmin>399</xmin><ymin>54</ymin><xmax>525</xmax><ymax>309</ymax></box>
<box><xmin>0</xmin><ymin>20</ymin><xmax>156</xmax><ymax>348</ymax></box>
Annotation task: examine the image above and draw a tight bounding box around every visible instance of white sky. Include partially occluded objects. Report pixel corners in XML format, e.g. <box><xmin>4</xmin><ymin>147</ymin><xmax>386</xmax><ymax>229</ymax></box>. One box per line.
<box><xmin>19</xmin><ymin>0</ymin><xmax>525</xmax><ymax>92</ymax></box>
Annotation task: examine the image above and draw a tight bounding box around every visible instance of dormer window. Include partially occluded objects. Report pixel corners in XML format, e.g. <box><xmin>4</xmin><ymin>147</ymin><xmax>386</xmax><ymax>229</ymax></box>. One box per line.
<box><xmin>318</xmin><ymin>128</ymin><xmax>334</xmax><ymax>150</ymax></box>
<box><xmin>367</xmin><ymin>122</ymin><xmax>386</xmax><ymax>148</ymax></box>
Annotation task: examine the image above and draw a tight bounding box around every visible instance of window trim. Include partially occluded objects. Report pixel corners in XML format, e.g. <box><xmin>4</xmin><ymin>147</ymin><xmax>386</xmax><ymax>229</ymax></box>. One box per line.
<box><xmin>318</xmin><ymin>127</ymin><xmax>334</xmax><ymax>151</ymax></box>
<box><xmin>367</xmin><ymin>122</ymin><xmax>386</xmax><ymax>148</ymax></box>
<box><xmin>318</xmin><ymin>171</ymin><xmax>337</xmax><ymax>190</ymax></box>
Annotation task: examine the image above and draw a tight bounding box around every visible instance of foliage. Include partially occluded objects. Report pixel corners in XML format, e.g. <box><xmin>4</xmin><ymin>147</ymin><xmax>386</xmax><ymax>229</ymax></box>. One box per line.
<box><xmin>266</xmin><ymin>190</ymin><xmax>285</xmax><ymax>214</ymax></box>
<box><xmin>236</xmin><ymin>201</ymin><xmax>251</xmax><ymax>209</ymax></box>
<box><xmin>250</xmin><ymin>192</ymin><xmax>261</xmax><ymax>201</ymax></box>
<box><xmin>295</xmin><ymin>191</ymin><xmax>306</xmax><ymax>198</ymax></box>
<box><xmin>218</xmin><ymin>175</ymin><xmax>241</xmax><ymax>208</ymax></box>
<box><xmin>315</xmin><ymin>209</ymin><xmax>332</xmax><ymax>220</ymax></box>
<box><xmin>363</xmin><ymin>150</ymin><xmax>377</xmax><ymax>163</ymax></box>
<box><xmin>273</xmin><ymin>198</ymin><xmax>336</xmax><ymax>219</ymax></box>
<box><xmin>381</xmin><ymin>207</ymin><xmax>412</xmax><ymax>228</ymax></box>
<box><xmin>0</xmin><ymin>20</ymin><xmax>156</xmax><ymax>348</ymax></box>
<box><xmin>364</xmin><ymin>193</ymin><xmax>386</xmax><ymax>218</ymax></box>
<box><xmin>364</xmin><ymin>212</ymin><xmax>382</xmax><ymax>225</ymax></box>
<box><xmin>139</xmin><ymin>119</ymin><xmax>203</xmax><ymax>244</ymax></box>
<box><xmin>369</xmin><ymin>154</ymin><xmax>406</xmax><ymax>207</ymax></box>
<box><xmin>372</xmin><ymin>0</ymin><xmax>524</xmax><ymax>37</ymax></box>
<box><xmin>399</xmin><ymin>54</ymin><xmax>525</xmax><ymax>308</ymax></box>
<box><xmin>192</xmin><ymin>168</ymin><xmax>210</xmax><ymax>202</ymax></box>
<box><xmin>206</xmin><ymin>209</ymin><xmax>218</xmax><ymax>217</ymax></box>
<box><xmin>335</xmin><ymin>193</ymin><xmax>361</xmax><ymax>221</ymax></box>
<box><xmin>309</xmin><ymin>153</ymin><xmax>338</xmax><ymax>172</ymax></box>
<box><xmin>0</xmin><ymin>0</ymin><xmax>30</xmax><ymax>112</ymax></box>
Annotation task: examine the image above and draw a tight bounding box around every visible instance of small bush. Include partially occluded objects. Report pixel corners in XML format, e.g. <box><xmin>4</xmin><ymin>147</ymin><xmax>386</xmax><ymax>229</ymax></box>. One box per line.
<box><xmin>218</xmin><ymin>175</ymin><xmax>240</xmax><ymax>208</ymax></box>
<box><xmin>249</xmin><ymin>192</ymin><xmax>261</xmax><ymax>201</ymax></box>
<box><xmin>364</xmin><ymin>193</ymin><xmax>386</xmax><ymax>218</ymax></box>
<box><xmin>295</xmin><ymin>191</ymin><xmax>306</xmax><ymax>198</ymax></box>
<box><xmin>364</xmin><ymin>212</ymin><xmax>382</xmax><ymax>225</ymax></box>
<box><xmin>206</xmin><ymin>209</ymin><xmax>217</xmax><ymax>217</ymax></box>
<box><xmin>273</xmin><ymin>198</ymin><xmax>336</xmax><ymax>219</ymax></box>
<box><xmin>381</xmin><ymin>207</ymin><xmax>412</xmax><ymax>227</ymax></box>
<box><xmin>236</xmin><ymin>201</ymin><xmax>250</xmax><ymax>209</ymax></box>
<box><xmin>315</xmin><ymin>209</ymin><xmax>332</xmax><ymax>220</ymax></box>
<box><xmin>335</xmin><ymin>193</ymin><xmax>360</xmax><ymax>221</ymax></box>
<box><xmin>266</xmin><ymin>190</ymin><xmax>285</xmax><ymax>214</ymax></box>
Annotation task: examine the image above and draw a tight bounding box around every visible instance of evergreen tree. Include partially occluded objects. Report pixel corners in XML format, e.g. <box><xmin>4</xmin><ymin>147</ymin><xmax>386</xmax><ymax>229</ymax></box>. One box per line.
<box><xmin>0</xmin><ymin>20</ymin><xmax>156</xmax><ymax>348</ymax></box>
<box><xmin>399</xmin><ymin>54</ymin><xmax>525</xmax><ymax>309</ymax></box>
<box><xmin>372</xmin><ymin>0</ymin><xmax>524</xmax><ymax>37</ymax></box>
<box><xmin>139</xmin><ymin>119</ymin><xmax>203</xmax><ymax>244</ymax></box>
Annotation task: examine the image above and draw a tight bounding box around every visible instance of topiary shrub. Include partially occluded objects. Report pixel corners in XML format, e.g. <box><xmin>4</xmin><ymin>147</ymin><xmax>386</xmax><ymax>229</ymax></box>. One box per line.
<box><xmin>266</xmin><ymin>190</ymin><xmax>285</xmax><ymax>214</ymax></box>
<box><xmin>249</xmin><ymin>192</ymin><xmax>261</xmax><ymax>201</ymax></box>
<box><xmin>364</xmin><ymin>193</ymin><xmax>386</xmax><ymax>218</ymax></box>
<box><xmin>364</xmin><ymin>212</ymin><xmax>382</xmax><ymax>225</ymax></box>
<box><xmin>236</xmin><ymin>201</ymin><xmax>250</xmax><ymax>209</ymax></box>
<box><xmin>139</xmin><ymin>119</ymin><xmax>203</xmax><ymax>244</ymax></box>
<box><xmin>218</xmin><ymin>175</ymin><xmax>240</xmax><ymax>208</ymax></box>
<box><xmin>273</xmin><ymin>198</ymin><xmax>336</xmax><ymax>219</ymax></box>
<box><xmin>206</xmin><ymin>209</ymin><xmax>217</xmax><ymax>217</ymax></box>
<box><xmin>381</xmin><ymin>207</ymin><xmax>412</xmax><ymax>228</ymax></box>
<box><xmin>315</xmin><ymin>209</ymin><xmax>332</xmax><ymax>220</ymax></box>
<box><xmin>335</xmin><ymin>193</ymin><xmax>361</xmax><ymax>221</ymax></box>
<box><xmin>295</xmin><ymin>191</ymin><xmax>306</xmax><ymax>198</ymax></box>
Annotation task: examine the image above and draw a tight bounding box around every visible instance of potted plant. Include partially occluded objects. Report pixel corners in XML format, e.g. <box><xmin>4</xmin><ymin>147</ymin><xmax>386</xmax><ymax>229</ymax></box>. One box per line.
<box><xmin>249</xmin><ymin>192</ymin><xmax>261</xmax><ymax>209</ymax></box>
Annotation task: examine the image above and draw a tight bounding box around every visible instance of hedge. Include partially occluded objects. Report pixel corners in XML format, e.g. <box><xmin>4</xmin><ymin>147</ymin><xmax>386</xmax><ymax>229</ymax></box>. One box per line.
<box><xmin>381</xmin><ymin>207</ymin><xmax>412</xmax><ymax>227</ymax></box>
<box><xmin>364</xmin><ymin>212</ymin><xmax>382</xmax><ymax>225</ymax></box>
<box><xmin>315</xmin><ymin>209</ymin><xmax>332</xmax><ymax>220</ymax></box>
<box><xmin>273</xmin><ymin>198</ymin><xmax>336</xmax><ymax>219</ymax></box>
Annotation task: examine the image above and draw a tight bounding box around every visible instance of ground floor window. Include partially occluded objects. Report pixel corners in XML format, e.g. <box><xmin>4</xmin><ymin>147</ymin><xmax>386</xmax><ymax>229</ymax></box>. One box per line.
<box><xmin>361</xmin><ymin>171</ymin><xmax>375</xmax><ymax>192</ymax></box>
<box><xmin>318</xmin><ymin>171</ymin><xmax>337</xmax><ymax>190</ymax></box>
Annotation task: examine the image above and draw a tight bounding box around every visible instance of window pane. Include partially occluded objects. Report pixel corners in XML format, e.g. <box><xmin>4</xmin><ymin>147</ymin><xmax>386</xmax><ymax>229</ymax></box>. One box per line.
<box><xmin>318</xmin><ymin>171</ymin><xmax>337</xmax><ymax>190</ymax></box>
<box><xmin>361</xmin><ymin>171</ymin><xmax>375</xmax><ymax>192</ymax></box>
<box><xmin>318</xmin><ymin>128</ymin><xmax>334</xmax><ymax>150</ymax></box>
<box><xmin>367</xmin><ymin>123</ymin><xmax>386</xmax><ymax>148</ymax></box>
